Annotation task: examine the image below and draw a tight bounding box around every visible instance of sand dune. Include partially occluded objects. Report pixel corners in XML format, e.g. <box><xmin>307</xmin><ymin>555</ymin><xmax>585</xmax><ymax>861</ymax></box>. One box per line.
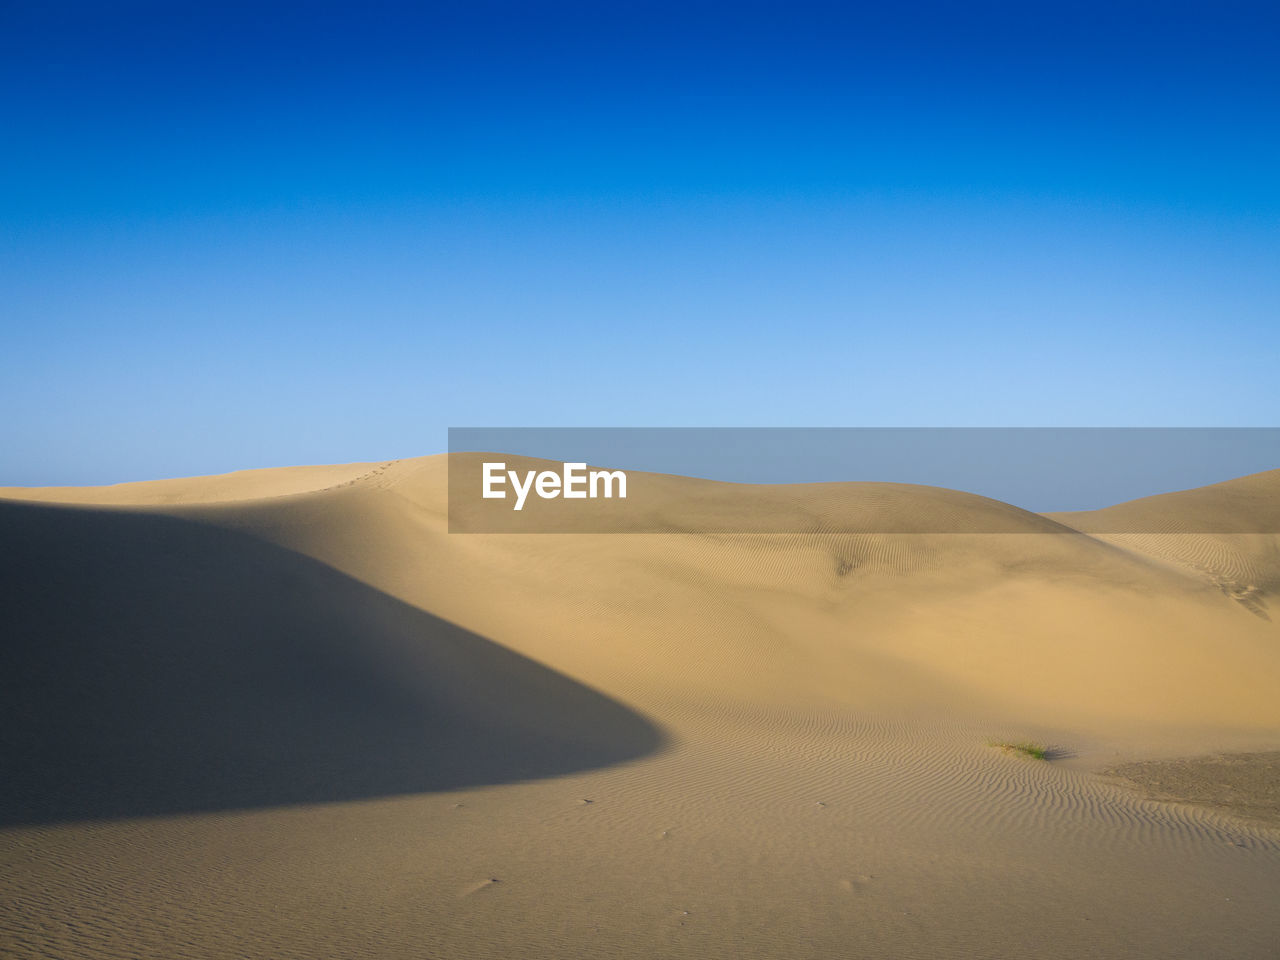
<box><xmin>1051</xmin><ymin>469</ymin><xmax>1280</xmax><ymax>622</ymax></box>
<box><xmin>2</xmin><ymin>457</ymin><xmax>1279</xmax><ymax>959</ymax></box>
<box><xmin>0</xmin><ymin>500</ymin><xmax>660</xmax><ymax>825</ymax></box>
<box><xmin>0</xmin><ymin>460</ymin><xmax>385</xmax><ymax>505</ymax></box>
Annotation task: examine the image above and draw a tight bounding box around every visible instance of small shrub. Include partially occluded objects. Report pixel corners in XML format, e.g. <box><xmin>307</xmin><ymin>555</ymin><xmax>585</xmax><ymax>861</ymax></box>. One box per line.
<box><xmin>989</xmin><ymin>740</ymin><xmax>1051</xmax><ymax>760</ymax></box>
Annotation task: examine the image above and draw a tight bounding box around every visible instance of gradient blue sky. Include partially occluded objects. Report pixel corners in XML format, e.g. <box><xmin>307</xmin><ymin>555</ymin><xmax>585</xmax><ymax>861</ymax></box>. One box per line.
<box><xmin>3</xmin><ymin>1</ymin><xmax>1278</xmax><ymax>485</ymax></box>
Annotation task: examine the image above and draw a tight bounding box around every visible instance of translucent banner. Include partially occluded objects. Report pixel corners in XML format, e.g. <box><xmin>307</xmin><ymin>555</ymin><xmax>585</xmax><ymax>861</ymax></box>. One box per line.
<box><xmin>447</xmin><ymin>428</ymin><xmax>1280</xmax><ymax>534</ymax></box>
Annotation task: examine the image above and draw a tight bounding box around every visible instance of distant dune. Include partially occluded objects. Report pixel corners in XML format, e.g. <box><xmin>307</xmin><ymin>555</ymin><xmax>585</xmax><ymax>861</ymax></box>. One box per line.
<box><xmin>2</xmin><ymin>457</ymin><xmax>1279</xmax><ymax>959</ymax></box>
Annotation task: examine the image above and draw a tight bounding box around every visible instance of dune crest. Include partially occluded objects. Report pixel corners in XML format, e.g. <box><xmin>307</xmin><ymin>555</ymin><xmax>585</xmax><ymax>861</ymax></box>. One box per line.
<box><xmin>0</xmin><ymin>459</ymin><xmax>394</xmax><ymax>506</ymax></box>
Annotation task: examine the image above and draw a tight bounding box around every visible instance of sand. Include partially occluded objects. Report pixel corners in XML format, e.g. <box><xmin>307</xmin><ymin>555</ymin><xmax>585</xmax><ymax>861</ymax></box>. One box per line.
<box><xmin>2</xmin><ymin>457</ymin><xmax>1278</xmax><ymax>959</ymax></box>
<box><xmin>1105</xmin><ymin>753</ymin><xmax>1280</xmax><ymax>830</ymax></box>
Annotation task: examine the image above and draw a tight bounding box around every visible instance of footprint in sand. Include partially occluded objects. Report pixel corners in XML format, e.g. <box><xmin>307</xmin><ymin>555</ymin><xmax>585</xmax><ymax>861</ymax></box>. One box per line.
<box><xmin>460</xmin><ymin>877</ymin><xmax>501</xmax><ymax>898</ymax></box>
<box><xmin>838</xmin><ymin>875</ymin><xmax>876</xmax><ymax>893</ymax></box>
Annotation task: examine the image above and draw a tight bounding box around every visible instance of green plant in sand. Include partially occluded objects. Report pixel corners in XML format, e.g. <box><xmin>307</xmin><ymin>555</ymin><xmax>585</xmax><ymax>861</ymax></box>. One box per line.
<box><xmin>988</xmin><ymin>740</ymin><xmax>1051</xmax><ymax>760</ymax></box>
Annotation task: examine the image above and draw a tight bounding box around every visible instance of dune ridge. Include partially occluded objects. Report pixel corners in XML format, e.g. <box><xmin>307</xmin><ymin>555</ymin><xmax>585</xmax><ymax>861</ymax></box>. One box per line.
<box><xmin>2</xmin><ymin>455</ymin><xmax>1279</xmax><ymax>959</ymax></box>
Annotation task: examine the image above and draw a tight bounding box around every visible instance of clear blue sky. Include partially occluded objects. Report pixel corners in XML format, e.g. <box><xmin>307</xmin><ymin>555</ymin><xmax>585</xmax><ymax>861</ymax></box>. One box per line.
<box><xmin>3</xmin><ymin>1</ymin><xmax>1278</xmax><ymax>485</ymax></box>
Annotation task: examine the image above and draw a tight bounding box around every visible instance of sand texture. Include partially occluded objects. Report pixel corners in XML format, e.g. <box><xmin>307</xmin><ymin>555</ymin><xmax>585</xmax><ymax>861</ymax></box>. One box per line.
<box><xmin>2</xmin><ymin>458</ymin><xmax>1279</xmax><ymax>959</ymax></box>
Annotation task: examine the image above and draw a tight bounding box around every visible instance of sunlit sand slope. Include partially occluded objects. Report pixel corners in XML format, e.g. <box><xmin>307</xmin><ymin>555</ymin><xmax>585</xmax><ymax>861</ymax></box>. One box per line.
<box><xmin>1051</xmin><ymin>468</ymin><xmax>1280</xmax><ymax>622</ymax></box>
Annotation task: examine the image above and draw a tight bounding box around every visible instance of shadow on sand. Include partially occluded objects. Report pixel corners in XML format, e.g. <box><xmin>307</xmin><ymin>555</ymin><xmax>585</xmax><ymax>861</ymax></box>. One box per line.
<box><xmin>0</xmin><ymin>500</ymin><xmax>665</xmax><ymax>827</ymax></box>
